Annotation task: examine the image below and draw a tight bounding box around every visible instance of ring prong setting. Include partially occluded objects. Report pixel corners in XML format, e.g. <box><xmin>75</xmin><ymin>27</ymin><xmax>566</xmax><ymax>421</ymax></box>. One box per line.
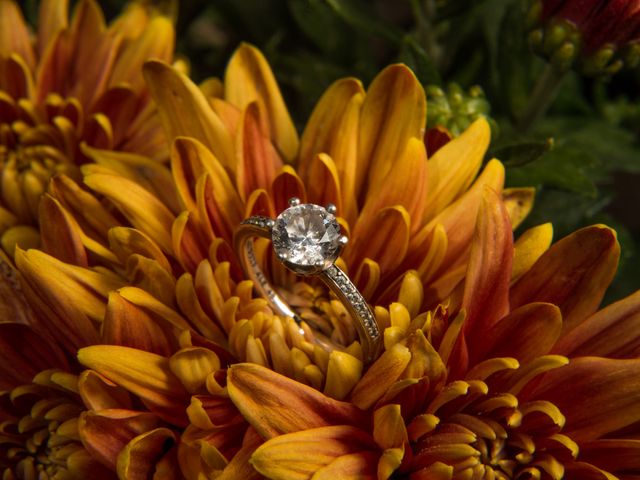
<box><xmin>326</xmin><ymin>203</ymin><xmax>337</xmax><ymax>214</ymax></box>
<box><xmin>339</xmin><ymin>235</ymin><xmax>348</xmax><ymax>246</ymax></box>
<box><xmin>288</xmin><ymin>197</ymin><xmax>301</xmax><ymax>207</ymax></box>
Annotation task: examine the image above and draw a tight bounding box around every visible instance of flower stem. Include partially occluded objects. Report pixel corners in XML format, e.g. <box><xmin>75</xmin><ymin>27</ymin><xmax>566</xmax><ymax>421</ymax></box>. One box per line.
<box><xmin>516</xmin><ymin>63</ymin><xmax>566</xmax><ymax>134</ymax></box>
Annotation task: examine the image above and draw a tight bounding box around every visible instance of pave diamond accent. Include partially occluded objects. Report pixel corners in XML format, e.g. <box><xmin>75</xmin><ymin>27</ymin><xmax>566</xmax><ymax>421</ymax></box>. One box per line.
<box><xmin>325</xmin><ymin>265</ymin><xmax>380</xmax><ymax>339</ymax></box>
<box><xmin>272</xmin><ymin>203</ymin><xmax>341</xmax><ymax>271</ymax></box>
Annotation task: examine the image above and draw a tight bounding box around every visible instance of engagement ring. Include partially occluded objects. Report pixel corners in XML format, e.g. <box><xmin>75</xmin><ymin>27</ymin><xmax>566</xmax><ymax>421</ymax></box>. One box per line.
<box><xmin>233</xmin><ymin>197</ymin><xmax>382</xmax><ymax>363</ymax></box>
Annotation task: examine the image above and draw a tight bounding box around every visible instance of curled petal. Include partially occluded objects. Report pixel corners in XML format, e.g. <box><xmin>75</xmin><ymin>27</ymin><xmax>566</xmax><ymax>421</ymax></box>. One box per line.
<box><xmin>116</xmin><ymin>428</ymin><xmax>177</xmax><ymax>480</ymax></box>
<box><xmin>227</xmin><ymin>363</ymin><xmax>367</xmax><ymax>438</ymax></box>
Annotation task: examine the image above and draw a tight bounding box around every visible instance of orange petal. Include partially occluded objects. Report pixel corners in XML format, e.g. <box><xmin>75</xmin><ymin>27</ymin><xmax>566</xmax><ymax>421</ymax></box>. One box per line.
<box><xmin>0</xmin><ymin>0</ymin><xmax>36</xmax><ymax>71</ymax></box>
<box><xmin>144</xmin><ymin>60</ymin><xmax>236</xmax><ymax>171</ymax></box>
<box><xmin>461</xmin><ymin>187</ymin><xmax>513</xmax><ymax>346</ymax></box>
<box><xmin>475</xmin><ymin>303</ymin><xmax>562</xmax><ymax>364</ymax></box>
<box><xmin>360</xmin><ymin>137</ymin><xmax>427</xmax><ymax>233</ymax></box>
<box><xmin>78</xmin><ymin>370</ymin><xmax>133</xmax><ymax>410</ymax></box>
<box><xmin>77</xmin><ymin>345</ymin><xmax>190</xmax><ymax>424</ymax></box>
<box><xmin>116</xmin><ymin>428</ymin><xmax>177</xmax><ymax>480</ymax></box>
<box><xmin>79</xmin><ymin>409</ymin><xmax>162</xmax><ymax>471</ymax></box>
<box><xmin>299</xmin><ymin>78</ymin><xmax>363</xmax><ymax>221</ymax></box>
<box><xmin>314</xmin><ymin>452</ymin><xmax>378</xmax><ymax>479</ymax></box>
<box><xmin>347</xmin><ymin>205</ymin><xmax>410</xmax><ymax>275</ymax></box>
<box><xmin>224</xmin><ymin>43</ymin><xmax>299</xmax><ymax>162</ymax></box>
<box><xmin>236</xmin><ymin>101</ymin><xmax>283</xmax><ymax>200</ymax></box>
<box><xmin>527</xmin><ymin>357</ymin><xmax>640</xmax><ymax>442</ymax></box>
<box><xmin>37</xmin><ymin>0</ymin><xmax>69</xmax><ymax>57</ymax></box>
<box><xmin>510</xmin><ymin>225</ymin><xmax>620</xmax><ymax>334</ymax></box>
<box><xmin>553</xmin><ymin>289</ymin><xmax>640</xmax><ymax>359</ymax></box>
<box><xmin>250</xmin><ymin>425</ymin><xmax>377</xmax><ymax>479</ymax></box>
<box><xmin>38</xmin><ymin>193</ymin><xmax>88</xmax><ymax>266</ymax></box>
<box><xmin>579</xmin><ymin>439</ymin><xmax>640</xmax><ymax>474</ymax></box>
<box><xmin>303</xmin><ymin>153</ymin><xmax>342</xmax><ymax>215</ymax></box>
<box><xmin>109</xmin><ymin>15</ymin><xmax>174</xmax><ymax>92</ymax></box>
<box><xmin>563</xmin><ymin>462</ymin><xmax>618</xmax><ymax>480</ymax></box>
<box><xmin>423</xmin><ymin>118</ymin><xmax>490</xmax><ymax>222</ymax></box>
<box><xmin>0</xmin><ymin>323</ymin><xmax>69</xmax><ymax>389</ymax></box>
<box><xmin>102</xmin><ymin>291</ymin><xmax>177</xmax><ymax>356</ymax></box>
<box><xmin>271</xmin><ymin>165</ymin><xmax>307</xmax><ymax>214</ymax></box>
<box><xmin>358</xmin><ymin>65</ymin><xmax>426</xmax><ymax>194</ymax></box>
<box><xmin>217</xmin><ymin>428</ymin><xmax>264</xmax><ymax>480</ymax></box>
<box><xmin>227</xmin><ymin>363</ymin><xmax>367</xmax><ymax>439</ymax></box>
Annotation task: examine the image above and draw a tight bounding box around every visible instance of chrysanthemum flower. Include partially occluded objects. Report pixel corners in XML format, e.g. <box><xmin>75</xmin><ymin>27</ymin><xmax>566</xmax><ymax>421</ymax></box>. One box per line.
<box><xmin>9</xmin><ymin>43</ymin><xmax>637</xmax><ymax>479</ymax></box>
<box><xmin>0</xmin><ymin>0</ymin><xmax>175</xmax><ymax>256</ymax></box>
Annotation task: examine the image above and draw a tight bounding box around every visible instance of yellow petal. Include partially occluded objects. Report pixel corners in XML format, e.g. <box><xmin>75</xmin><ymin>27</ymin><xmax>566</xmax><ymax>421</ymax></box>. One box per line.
<box><xmin>511</xmin><ymin>223</ymin><xmax>553</xmax><ymax>283</ymax></box>
<box><xmin>227</xmin><ymin>363</ymin><xmax>366</xmax><ymax>439</ymax></box>
<box><xmin>373</xmin><ymin>404</ymin><xmax>408</xmax><ymax>450</ymax></box>
<box><xmin>144</xmin><ymin>60</ymin><xmax>236</xmax><ymax>171</ymax></box>
<box><xmin>169</xmin><ymin>347</ymin><xmax>221</xmax><ymax>394</ymax></box>
<box><xmin>377</xmin><ymin>447</ymin><xmax>404</xmax><ymax>480</ymax></box>
<box><xmin>250</xmin><ymin>425</ymin><xmax>376</xmax><ymax>480</ymax></box>
<box><xmin>358</xmin><ymin>64</ymin><xmax>426</xmax><ymax>192</ymax></box>
<box><xmin>116</xmin><ymin>428</ymin><xmax>177</xmax><ymax>480</ymax></box>
<box><xmin>323</xmin><ymin>351</ymin><xmax>363</xmax><ymax>400</ymax></box>
<box><xmin>84</xmin><ymin>172</ymin><xmax>175</xmax><ymax>253</ymax></box>
<box><xmin>423</xmin><ymin>118</ymin><xmax>490</xmax><ymax>222</ymax></box>
<box><xmin>224</xmin><ymin>43</ymin><xmax>299</xmax><ymax>162</ymax></box>
<box><xmin>77</xmin><ymin>345</ymin><xmax>189</xmax><ymax>411</ymax></box>
<box><xmin>502</xmin><ymin>187</ymin><xmax>535</xmax><ymax>230</ymax></box>
<box><xmin>313</xmin><ymin>452</ymin><xmax>378</xmax><ymax>479</ymax></box>
<box><xmin>350</xmin><ymin>343</ymin><xmax>411</xmax><ymax>410</ymax></box>
<box><xmin>397</xmin><ymin>271</ymin><xmax>424</xmax><ymax>319</ymax></box>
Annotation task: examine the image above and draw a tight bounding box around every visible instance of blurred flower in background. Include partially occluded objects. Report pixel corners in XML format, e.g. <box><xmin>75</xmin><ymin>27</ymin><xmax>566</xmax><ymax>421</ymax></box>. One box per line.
<box><xmin>529</xmin><ymin>0</ymin><xmax>640</xmax><ymax>74</ymax></box>
<box><xmin>0</xmin><ymin>0</ymin><xmax>175</xmax><ymax>257</ymax></box>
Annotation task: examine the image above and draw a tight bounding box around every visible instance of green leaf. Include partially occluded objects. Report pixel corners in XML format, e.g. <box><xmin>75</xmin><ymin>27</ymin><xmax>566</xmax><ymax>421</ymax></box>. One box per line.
<box><xmin>490</xmin><ymin>138</ymin><xmax>554</xmax><ymax>167</ymax></box>
<box><xmin>506</xmin><ymin>145</ymin><xmax>599</xmax><ymax>196</ymax></box>
<box><xmin>397</xmin><ymin>36</ymin><xmax>442</xmax><ymax>86</ymax></box>
<box><xmin>324</xmin><ymin>0</ymin><xmax>403</xmax><ymax>44</ymax></box>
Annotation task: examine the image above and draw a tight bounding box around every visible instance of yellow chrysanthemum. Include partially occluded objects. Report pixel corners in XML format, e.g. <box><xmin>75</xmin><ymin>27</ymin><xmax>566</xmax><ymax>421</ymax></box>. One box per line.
<box><xmin>0</xmin><ymin>0</ymin><xmax>175</xmax><ymax>256</ymax></box>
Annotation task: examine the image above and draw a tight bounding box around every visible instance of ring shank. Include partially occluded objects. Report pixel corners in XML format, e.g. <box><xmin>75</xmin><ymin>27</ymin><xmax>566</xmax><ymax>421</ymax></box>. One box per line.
<box><xmin>234</xmin><ymin>219</ymin><xmax>381</xmax><ymax>363</ymax></box>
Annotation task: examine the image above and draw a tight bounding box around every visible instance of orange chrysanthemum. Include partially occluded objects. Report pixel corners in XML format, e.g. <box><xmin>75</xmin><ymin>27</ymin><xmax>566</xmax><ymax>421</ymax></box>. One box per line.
<box><xmin>0</xmin><ymin>0</ymin><xmax>175</xmax><ymax>256</ymax></box>
<box><xmin>1</xmin><ymin>41</ymin><xmax>638</xmax><ymax>480</ymax></box>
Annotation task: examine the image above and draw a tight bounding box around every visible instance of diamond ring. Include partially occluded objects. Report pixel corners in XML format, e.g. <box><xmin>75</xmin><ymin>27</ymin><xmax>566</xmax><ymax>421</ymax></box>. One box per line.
<box><xmin>233</xmin><ymin>197</ymin><xmax>381</xmax><ymax>363</ymax></box>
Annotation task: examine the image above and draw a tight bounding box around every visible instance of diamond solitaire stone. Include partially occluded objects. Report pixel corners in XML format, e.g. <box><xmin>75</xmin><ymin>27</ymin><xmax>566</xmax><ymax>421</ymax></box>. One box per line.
<box><xmin>272</xmin><ymin>203</ymin><xmax>341</xmax><ymax>272</ymax></box>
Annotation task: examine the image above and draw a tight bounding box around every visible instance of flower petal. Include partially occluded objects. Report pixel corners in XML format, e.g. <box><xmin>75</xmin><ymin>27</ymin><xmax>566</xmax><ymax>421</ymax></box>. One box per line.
<box><xmin>116</xmin><ymin>428</ymin><xmax>177</xmax><ymax>480</ymax></box>
<box><xmin>79</xmin><ymin>409</ymin><xmax>162</xmax><ymax>471</ymax></box>
<box><xmin>314</xmin><ymin>452</ymin><xmax>378</xmax><ymax>479</ymax></box>
<box><xmin>225</xmin><ymin>43</ymin><xmax>299</xmax><ymax>162</ymax></box>
<box><xmin>84</xmin><ymin>172</ymin><xmax>175</xmax><ymax>253</ymax></box>
<box><xmin>37</xmin><ymin>0</ymin><xmax>69</xmax><ymax>57</ymax></box>
<box><xmin>423</xmin><ymin>118</ymin><xmax>490</xmax><ymax>222</ymax></box>
<box><xmin>350</xmin><ymin>343</ymin><xmax>412</xmax><ymax>410</ymax></box>
<box><xmin>358</xmin><ymin>65</ymin><xmax>426</xmax><ymax>194</ymax></box>
<box><xmin>323</xmin><ymin>351</ymin><xmax>363</xmax><ymax>401</ymax></box>
<box><xmin>39</xmin><ymin>193</ymin><xmax>88</xmax><ymax>266</ymax></box>
<box><xmin>373</xmin><ymin>404</ymin><xmax>408</xmax><ymax>450</ymax></box>
<box><xmin>144</xmin><ymin>60</ymin><xmax>236</xmax><ymax>171</ymax></box>
<box><xmin>236</xmin><ymin>101</ymin><xmax>283</xmax><ymax>200</ymax></box>
<box><xmin>553</xmin><ymin>289</ymin><xmax>640</xmax><ymax>359</ymax></box>
<box><xmin>228</xmin><ymin>363</ymin><xmax>366</xmax><ymax>439</ymax></box>
<box><xmin>0</xmin><ymin>0</ymin><xmax>36</xmax><ymax>70</ymax></box>
<box><xmin>475</xmin><ymin>303</ymin><xmax>562</xmax><ymax>364</ymax></box>
<box><xmin>502</xmin><ymin>187</ymin><xmax>535</xmax><ymax>230</ymax></box>
<box><xmin>461</xmin><ymin>187</ymin><xmax>513</xmax><ymax>359</ymax></box>
<box><xmin>0</xmin><ymin>323</ymin><xmax>69</xmax><ymax>389</ymax></box>
<box><xmin>250</xmin><ymin>425</ymin><xmax>376</xmax><ymax>479</ymax></box>
<box><xmin>510</xmin><ymin>225</ymin><xmax>620</xmax><ymax>334</ymax></box>
<box><xmin>527</xmin><ymin>357</ymin><xmax>640</xmax><ymax>442</ymax></box>
<box><xmin>578</xmin><ymin>439</ymin><xmax>640</xmax><ymax>474</ymax></box>
<box><xmin>511</xmin><ymin>223</ymin><xmax>553</xmax><ymax>283</ymax></box>
<box><xmin>77</xmin><ymin>345</ymin><xmax>190</xmax><ymax>425</ymax></box>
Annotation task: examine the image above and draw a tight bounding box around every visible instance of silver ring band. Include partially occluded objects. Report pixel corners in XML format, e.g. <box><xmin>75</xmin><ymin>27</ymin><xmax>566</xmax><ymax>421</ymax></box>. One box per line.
<box><xmin>233</xmin><ymin>213</ymin><xmax>381</xmax><ymax>364</ymax></box>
